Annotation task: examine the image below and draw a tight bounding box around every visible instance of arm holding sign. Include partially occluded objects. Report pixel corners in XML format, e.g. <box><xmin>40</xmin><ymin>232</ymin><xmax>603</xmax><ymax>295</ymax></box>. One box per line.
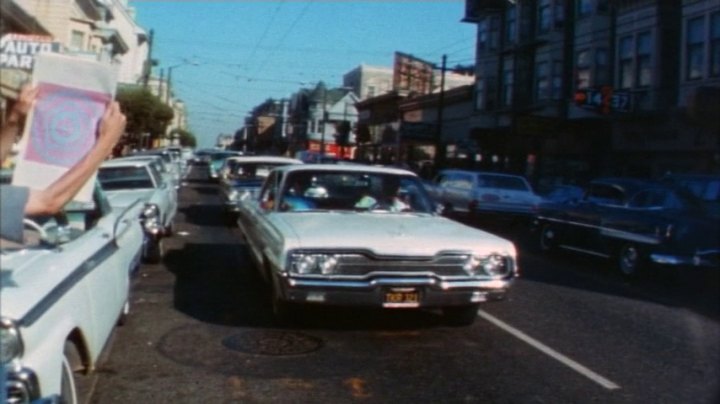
<box><xmin>1</xmin><ymin>97</ymin><xmax>125</xmax><ymax>242</ymax></box>
<box><xmin>24</xmin><ymin>101</ymin><xmax>125</xmax><ymax>215</ymax></box>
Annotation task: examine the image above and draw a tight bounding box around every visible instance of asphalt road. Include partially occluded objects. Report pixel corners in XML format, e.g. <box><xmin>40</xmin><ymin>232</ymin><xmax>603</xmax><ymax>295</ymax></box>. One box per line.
<box><xmin>88</xmin><ymin>164</ymin><xmax>720</xmax><ymax>403</ymax></box>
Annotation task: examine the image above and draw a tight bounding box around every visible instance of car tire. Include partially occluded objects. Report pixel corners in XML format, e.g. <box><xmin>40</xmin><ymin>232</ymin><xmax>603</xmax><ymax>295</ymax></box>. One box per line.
<box><xmin>618</xmin><ymin>243</ymin><xmax>643</xmax><ymax>277</ymax></box>
<box><xmin>271</xmin><ymin>279</ymin><xmax>298</xmax><ymax>325</ymax></box>
<box><xmin>144</xmin><ymin>237</ymin><xmax>164</xmax><ymax>264</ymax></box>
<box><xmin>539</xmin><ymin>224</ymin><xmax>558</xmax><ymax>253</ymax></box>
<box><xmin>61</xmin><ymin>342</ymin><xmax>89</xmax><ymax>404</ymax></box>
<box><xmin>442</xmin><ymin>305</ymin><xmax>478</xmax><ymax>326</ymax></box>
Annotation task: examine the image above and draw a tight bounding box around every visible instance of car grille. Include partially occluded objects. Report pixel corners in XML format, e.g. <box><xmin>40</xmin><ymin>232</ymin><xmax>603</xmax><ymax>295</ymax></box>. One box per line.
<box><xmin>334</xmin><ymin>254</ymin><xmax>473</xmax><ymax>277</ymax></box>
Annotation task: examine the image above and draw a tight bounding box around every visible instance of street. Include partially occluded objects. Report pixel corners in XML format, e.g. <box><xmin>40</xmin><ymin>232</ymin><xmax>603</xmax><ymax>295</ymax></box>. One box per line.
<box><xmin>89</xmin><ymin>165</ymin><xmax>720</xmax><ymax>403</ymax></box>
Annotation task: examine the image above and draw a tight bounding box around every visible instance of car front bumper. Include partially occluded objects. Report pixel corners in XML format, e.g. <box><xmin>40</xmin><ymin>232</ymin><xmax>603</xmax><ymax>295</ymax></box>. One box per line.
<box><xmin>276</xmin><ymin>274</ymin><xmax>514</xmax><ymax>308</ymax></box>
<box><xmin>650</xmin><ymin>248</ymin><xmax>720</xmax><ymax>268</ymax></box>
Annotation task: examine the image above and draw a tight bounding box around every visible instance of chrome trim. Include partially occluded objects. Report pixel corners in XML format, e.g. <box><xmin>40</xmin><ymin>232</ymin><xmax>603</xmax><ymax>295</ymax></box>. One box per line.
<box><xmin>4</xmin><ymin>366</ymin><xmax>42</xmax><ymax>403</ymax></box>
<box><xmin>19</xmin><ymin>240</ymin><xmax>118</xmax><ymax>327</ymax></box>
<box><xmin>287</xmin><ymin>275</ymin><xmax>511</xmax><ymax>291</ymax></box>
<box><xmin>540</xmin><ymin>216</ymin><xmax>661</xmax><ymax>245</ymax></box>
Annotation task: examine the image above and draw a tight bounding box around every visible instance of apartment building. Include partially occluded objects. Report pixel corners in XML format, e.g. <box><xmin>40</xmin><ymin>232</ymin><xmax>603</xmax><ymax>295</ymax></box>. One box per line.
<box><xmin>463</xmin><ymin>0</ymin><xmax>719</xmax><ymax>186</ymax></box>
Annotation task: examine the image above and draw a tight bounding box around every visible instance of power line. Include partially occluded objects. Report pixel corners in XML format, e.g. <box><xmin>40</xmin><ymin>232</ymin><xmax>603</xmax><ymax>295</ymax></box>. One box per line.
<box><xmin>251</xmin><ymin>1</ymin><xmax>313</xmax><ymax>78</ymax></box>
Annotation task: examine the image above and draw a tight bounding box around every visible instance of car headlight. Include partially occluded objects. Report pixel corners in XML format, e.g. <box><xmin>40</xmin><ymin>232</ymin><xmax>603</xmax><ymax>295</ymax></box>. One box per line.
<box><xmin>464</xmin><ymin>254</ymin><xmax>511</xmax><ymax>277</ymax></box>
<box><xmin>141</xmin><ymin>203</ymin><xmax>159</xmax><ymax>219</ymax></box>
<box><xmin>290</xmin><ymin>253</ymin><xmax>339</xmax><ymax>275</ymax></box>
<box><xmin>1</xmin><ymin>318</ymin><xmax>23</xmax><ymax>364</ymax></box>
<box><xmin>228</xmin><ymin>190</ymin><xmax>240</xmax><ymax>202</ymax></box>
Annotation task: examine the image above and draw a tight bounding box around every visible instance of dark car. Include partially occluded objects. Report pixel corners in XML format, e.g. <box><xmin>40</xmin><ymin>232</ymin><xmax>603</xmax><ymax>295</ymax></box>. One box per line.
<box><xmin>533</xmin><ymin>177</ymin><xmax>719</xmax><ymax>277</ymax></box>
<box><xmin>662</xmin><ymin>173</ymin><xmax>720</xmax><ymax>218</ymax></box>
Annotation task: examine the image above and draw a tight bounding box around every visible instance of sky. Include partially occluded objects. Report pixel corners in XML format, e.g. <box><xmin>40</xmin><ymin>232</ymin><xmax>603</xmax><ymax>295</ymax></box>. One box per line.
<box><xmin>129</xmin><ymin>1</ymin><xmax>477</xmax><ymax>148</ymax></box>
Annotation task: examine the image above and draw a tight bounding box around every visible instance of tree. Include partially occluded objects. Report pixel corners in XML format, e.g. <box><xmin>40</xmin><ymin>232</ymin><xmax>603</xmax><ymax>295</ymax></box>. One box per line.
<box><xmin>170</xmin><ymin>128</ymin><xmax>197</xmax><ymax>148</ymax></box>
<box><xmin>116</xmin><ymin>86</ymin><xmax>174</xmax><ymax>148</ymax></box>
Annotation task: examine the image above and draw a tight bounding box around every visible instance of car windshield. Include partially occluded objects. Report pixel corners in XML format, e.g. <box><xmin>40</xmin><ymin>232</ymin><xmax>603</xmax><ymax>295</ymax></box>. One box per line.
<box><xmin>98</xmin><ymin>166</ymin><xmax>155</xmax><ymax>190</ymax></box>
<box><xmin>277</xmin><ymin>171</ymin><xmax>435</xmax><ymax>213</ymax></box>
<box><xmin>232</xmin><ymin>162</ymin><xmax>292</xmax><ymax>181</ymax></box>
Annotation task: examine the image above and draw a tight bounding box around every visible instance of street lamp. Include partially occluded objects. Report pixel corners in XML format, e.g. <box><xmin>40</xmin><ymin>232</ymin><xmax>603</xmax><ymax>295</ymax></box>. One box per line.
<box><xmin>165</xmin><ymin>61</ymin><xmax>199</xmax><ymax>104</ymax></box>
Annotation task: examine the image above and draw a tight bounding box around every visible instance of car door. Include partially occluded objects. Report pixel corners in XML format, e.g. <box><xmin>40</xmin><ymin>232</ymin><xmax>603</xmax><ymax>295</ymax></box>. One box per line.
<box><xmin>569</xmin><ymin>183</ymin><xmax>627</xmax><ymax>251</ymax></box>
<box><xmin>67</xmin><ymin>190</ymin><xmax>129</xmax><ymax>354</ymax></box>
<box><xmin>475</xmin><ymin>174</ymin><xmax>537</xmax><ymax>214</ymax></box>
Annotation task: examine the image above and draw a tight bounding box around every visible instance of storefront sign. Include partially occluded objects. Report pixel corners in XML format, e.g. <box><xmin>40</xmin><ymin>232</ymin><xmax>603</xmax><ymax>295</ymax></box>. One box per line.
<box><xmin>1</xmin><ymin>34</ymin><xmax>60</xmax><ymax>70</ymax></box>
<box><xmin>574</xmin><ymin>86</ymin><xmax>631</xmax><ymax>114</ymax></box>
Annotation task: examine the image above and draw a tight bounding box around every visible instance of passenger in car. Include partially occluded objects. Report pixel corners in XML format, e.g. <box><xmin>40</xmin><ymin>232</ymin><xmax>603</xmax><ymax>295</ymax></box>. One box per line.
<box><xmin>0</xmin><ymin>85</ymin><xmax>126</xmax><ymax>243</ymax></box>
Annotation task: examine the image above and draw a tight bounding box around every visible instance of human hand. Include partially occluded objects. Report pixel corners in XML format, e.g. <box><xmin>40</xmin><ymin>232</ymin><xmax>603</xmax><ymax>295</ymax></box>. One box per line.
<box><xmin>96</xmin><ymin>101</ymin><xmax>126</xmax><ymax>151</ymax></box>
<box><xmin>8</xmin><ymin>84</ymin><xmax>38</xmax><ymax>122</ymax></box>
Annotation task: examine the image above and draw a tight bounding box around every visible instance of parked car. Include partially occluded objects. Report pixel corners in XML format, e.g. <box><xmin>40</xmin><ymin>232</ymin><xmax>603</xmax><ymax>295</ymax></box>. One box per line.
<box><xmin>1</xmin><ymin>183</ymin><xmax>143</xmax><ymax>403</ymax></box>
<box><xmin>539</xmin><ymin>184</ymin><xmax>585</xmax><ymax>204</ymax></box>
<box><xmin>237</xmin><ymin>164</ymin><xmax>518</xmax><ymax>326</ymax></box>
<box><xmin>116</xmin><ymin>154</ymin><xmax>179</xmax><ymax>190</ymax></box>
<box><xmin>533</xmin><ymin>177</ymin><xmax>720</xmax><ymax>276</ymax></box>
<box><xmin>98</xmin><ymin>158</ymin><xmax>178</xmax><ymax>263</ymax></box>
<box><xmin>661</xmin><ymin>173</ymin><xmax>720</xmax><ymax>218</ymax></box>
<box><xmin>219</xmin><ymin>155</ymin><xmax>303</xmax><ymax>222</ymax></box>
<box><xmin>128</xmin><ymin>149</ymin><xmax>182</xmax><ymax>188</ymax></box>
<box><xmin>208</xmin><ymin>150</ymin><xmax>243</xmax><ymax>181</ymax></box>
<box><xmin>431</xmin><ymin>169</ymin><xmax>542</xmax><ymax>221</ymax></box>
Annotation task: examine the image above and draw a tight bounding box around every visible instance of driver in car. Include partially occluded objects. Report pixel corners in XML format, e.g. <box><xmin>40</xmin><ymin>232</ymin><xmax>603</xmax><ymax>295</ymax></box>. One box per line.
<box><xmin>355</xmin><ymin>177</ymin><xmax>410</xmax><ymax>212</ymax></box>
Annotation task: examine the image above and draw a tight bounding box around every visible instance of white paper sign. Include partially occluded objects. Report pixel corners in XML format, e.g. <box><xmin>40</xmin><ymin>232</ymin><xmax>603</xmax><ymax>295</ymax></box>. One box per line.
<box><xmin>12</xmin><ymin>53</ymin><xmax>117</xmax><ymax>202</ymax></box>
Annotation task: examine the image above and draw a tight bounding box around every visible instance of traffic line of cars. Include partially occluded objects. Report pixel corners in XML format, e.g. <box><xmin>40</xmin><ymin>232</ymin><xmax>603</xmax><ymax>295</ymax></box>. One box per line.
<box><xmin>424</xmin><ymin>168</ymin><xmax>719</xmax><ymax>277</ymax></box>
<box><xmin>1</xmin><ymin>147</ymin><xmax>185</xmax><ymax>403</ymax></box>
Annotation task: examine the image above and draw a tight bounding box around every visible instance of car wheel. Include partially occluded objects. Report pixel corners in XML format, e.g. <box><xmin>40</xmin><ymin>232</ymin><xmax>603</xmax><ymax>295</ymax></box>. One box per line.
<box><xmin>539</xmin><ymin>224</ymin><xmax>558</xmax><ymax>253</ymax></box>
<box><xmin>442</xmin><ymin>305</ymin><xmax>479</xmax><ymax>326</ymax></box>
<box><xmin>144</xmin><ymin>237</ymin><xmax>164</xmax><ymax>264</ymax></box>
<box><xmin>61</xmin><ymin>342</ymin><xmax>88</xmax><ymax>404</ymax></box>
<box><xmin>618</xmin><ymin>243</ymin><xmax>643</xmax><ymax>277</ymax></box>
<box><xmin>271</xmin><ymin>280</ymin><xmax>298</xmax><ymax>325</ymax></box>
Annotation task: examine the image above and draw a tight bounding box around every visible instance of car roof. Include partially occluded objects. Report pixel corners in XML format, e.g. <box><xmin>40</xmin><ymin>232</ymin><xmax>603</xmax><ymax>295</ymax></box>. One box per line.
<box><xmin>276</xmin><ymin>163</ymin><xmax>416</xmax><ymax>176</ymax></box>
<box><xmin>101</xmin><ymin>158</ymin><xmax>153</xmax><ymax>168</ymax></box>
<box><xmin>439</xmin><ymin>169</ymin><xmax>527</xmax><ymax>179</ymax></box>
<box><xmin>224</xmin><ymin>156</ymin><xmax>303</xmax><ymax>164</ymax></box>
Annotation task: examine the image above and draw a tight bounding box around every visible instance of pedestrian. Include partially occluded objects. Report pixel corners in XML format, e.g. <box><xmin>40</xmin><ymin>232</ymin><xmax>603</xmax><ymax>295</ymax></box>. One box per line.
<box><xmin>0</xmin><ymin>84</ymin><xmax>126</xmax><ymax>243</ymax></box>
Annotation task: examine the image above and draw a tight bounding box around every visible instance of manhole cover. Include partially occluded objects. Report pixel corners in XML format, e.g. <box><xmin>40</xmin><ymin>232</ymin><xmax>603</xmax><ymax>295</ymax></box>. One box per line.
<box><xmin>222</xmin><ymin>330</ymin><xmax>323</xmax><ymax>356</ymax></box>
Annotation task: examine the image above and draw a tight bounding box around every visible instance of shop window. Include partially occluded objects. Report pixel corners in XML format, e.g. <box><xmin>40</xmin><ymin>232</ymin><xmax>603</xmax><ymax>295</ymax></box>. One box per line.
<box><xmin>619</xmin><ymin>36</ymin><xmax>633</xmax><ymax>89</ymax></box>
<box><xmin>711</xmin><ymin>12</ymin><xmax>720</xmax><ymax>77</ymax></box>
<box><xmin>576</xmin><ymin>49</ymin><xmax>591</xmax><ymax>89</ymax></box>
<box><xmin>538</xmin><ymin>0</ymin><xmax>552</xmax><ymax>34</ymax></box>
<box><xmin>552</xmin><ymin>60</ymin><xmax>563</xmax><ymax>100</ymax></box>
<box><xmin>578</xmin><ymin>0</ymin><xmax>593</xmax><ymax>18</ymax></box>
<box><xmin>502</xmin><ymin>59</ymin><xmax>514</xmax><ymax>107</ymax></box>
<box><xmin>686</xmin><ymin>17</ymin><xmax>705</xmax><ymax>80</ymax></box>
<box><xmin>505</xmin><ymin>5</ymin><xmax>517</xmax><ymax>45</ymax></box>
<box><xmin>535</xmin><ymin>61</ymin><xmax>550</xmax><ymax>101</ymax></box>
<box><xmin>478</xmin><ymin>18</ymin><xmax>488</xmax><ymax>51</ymax></box>
<box><xmin>70</xmin><ymin>30</ymin><xmax>85</xmax><ymax>51</ymax></box>
<box><xmin>595</xmin><ymin>48</ymin><xmax>609</xmax><ymax>85</ymax></box>
<box><xmin>636</xmin><ymin>32</ymin><xmax>652</xmax><ymax>87</ymax></box>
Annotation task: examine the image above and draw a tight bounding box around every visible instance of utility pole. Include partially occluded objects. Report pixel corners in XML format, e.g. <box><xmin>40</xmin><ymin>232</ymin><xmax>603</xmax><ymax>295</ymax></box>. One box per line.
<box><xmin>142</xmin><ymin>29</ymin><xmax>154</xmax><ymax>89</ymax></box>
<box><xmin>320</xmin><ymin>87</ymin><xmax>327</xmax><ymax>158</ymax></box>
<box><xmin>434</xmin><ymin>54</ymin><xmax>447</xmax><ymax>171</ymax></box>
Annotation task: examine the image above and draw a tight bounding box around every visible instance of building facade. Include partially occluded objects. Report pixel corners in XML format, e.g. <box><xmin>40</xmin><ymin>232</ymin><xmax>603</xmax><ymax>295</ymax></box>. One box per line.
<box><xmin>462</xmin><ymin>0</ymin><xmax>720</xmax><ymax>188</ymax></box>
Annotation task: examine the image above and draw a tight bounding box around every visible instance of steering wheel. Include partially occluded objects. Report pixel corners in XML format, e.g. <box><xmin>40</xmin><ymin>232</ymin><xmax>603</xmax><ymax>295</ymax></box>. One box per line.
<box><xmin>23</xmin><ymin>218</ymin><xmax>48</xmax><ymax>240</ymax></box>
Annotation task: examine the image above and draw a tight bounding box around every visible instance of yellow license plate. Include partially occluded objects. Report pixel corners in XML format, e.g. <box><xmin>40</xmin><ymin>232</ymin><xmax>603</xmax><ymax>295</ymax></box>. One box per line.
<box><xmin>384</xmin><ymin>289</ymin><xmax>419</xmax><ymax>307</ymax></box>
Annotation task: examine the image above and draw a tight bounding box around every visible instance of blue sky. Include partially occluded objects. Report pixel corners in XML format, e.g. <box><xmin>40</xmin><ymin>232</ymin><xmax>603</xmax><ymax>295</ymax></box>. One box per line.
<box><xmin>129</xmin><ymin>1</ymin><xmax>476</xmax><ymax>148</ymax></box>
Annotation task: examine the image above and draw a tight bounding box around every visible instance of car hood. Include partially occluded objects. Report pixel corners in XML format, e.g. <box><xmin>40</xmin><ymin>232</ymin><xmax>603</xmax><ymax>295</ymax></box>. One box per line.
<box><xmin>105</xmin><ymin>189</ymin><xmax>154</xmax><ymax>208</ymax></box>
<box><xmin>273</xmin><ymin>212</ymin><xmax>515</xmax><ymax>256</ymax></box>
<box><xmin>0</xmin><ymin>249</ymin><xmax>73</xmax><ymax>320</ymax></box>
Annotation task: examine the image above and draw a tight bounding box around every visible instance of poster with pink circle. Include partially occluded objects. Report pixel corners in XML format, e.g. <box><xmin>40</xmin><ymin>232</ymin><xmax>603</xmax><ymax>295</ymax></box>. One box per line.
<box><xmin>24</xmin><ymin>83</ymin><xmax>111</xmax><ymax>168</ymax></box>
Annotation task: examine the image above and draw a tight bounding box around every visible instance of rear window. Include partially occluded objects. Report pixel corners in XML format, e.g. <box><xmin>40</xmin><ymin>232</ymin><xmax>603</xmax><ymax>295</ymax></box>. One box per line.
<box><xmin>99</xmin><ymin>166</ymin><xmax>155</xmax><ymax>190</ymax></box>
<box><xmin>477</xmin><ymin>174</ymin><xmax>530</xmax><ymax>191</ymax></box>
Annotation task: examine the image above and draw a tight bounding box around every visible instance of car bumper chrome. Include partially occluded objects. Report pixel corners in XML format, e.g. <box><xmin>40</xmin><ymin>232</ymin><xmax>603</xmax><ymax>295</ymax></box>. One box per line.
<box><xmin>4</xmin><ymin>366</ymin><xmax>43</xmax><ymax>403</ymax></box>
<box><xmin>650</xmin><ymin>250</ymin><xmax>720</xmax><ymax>268</ymax></box>
<box><xmin>277</xmin><ymin>275</ymin><xmax>513</xmax><ymax>308</ymax></box>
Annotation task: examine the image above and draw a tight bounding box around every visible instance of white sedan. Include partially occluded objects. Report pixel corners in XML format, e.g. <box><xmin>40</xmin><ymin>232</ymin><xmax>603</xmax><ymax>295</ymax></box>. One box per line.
<box><xmin>98</xmin><ymin>158</ymin><xmax>178</xmax><ymax>263</ymax></box>
<box><xmin>238</xmin><ymin>164</ymin><xmax>519</xmax><ymax>326</ymax></box>
<box><xmin>1</xmin><ymin>184</ymin><xmax>143</xmax><ymax>403</ymax></box>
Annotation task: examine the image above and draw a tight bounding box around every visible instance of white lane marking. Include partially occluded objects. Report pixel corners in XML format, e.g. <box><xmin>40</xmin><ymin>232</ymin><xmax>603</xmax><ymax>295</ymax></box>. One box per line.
<box><xmin>477</xmin><ymin>309</ymin><xmax>621</xmax><ymax>390</ymax></box>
